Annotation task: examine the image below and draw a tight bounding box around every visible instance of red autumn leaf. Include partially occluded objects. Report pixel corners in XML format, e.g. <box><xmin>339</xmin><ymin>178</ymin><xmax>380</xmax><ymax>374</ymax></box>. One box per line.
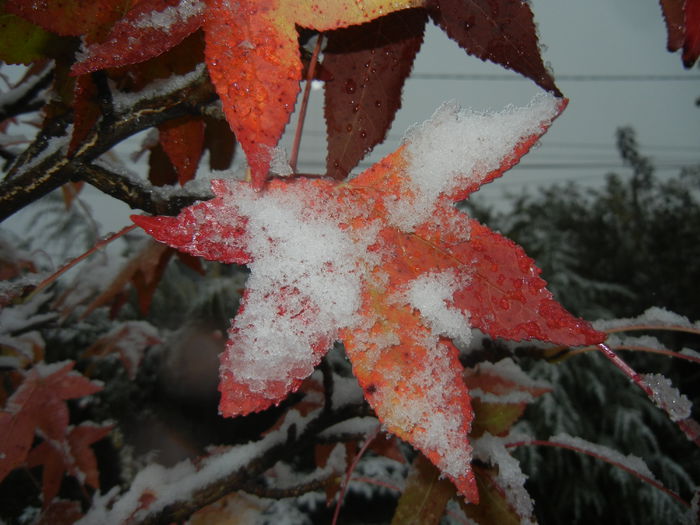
<box><xmin>69</xmin><ymin>75</ymin><xmax>99</xmax><ymax>157</ymax></box>
<box><xmin>323</xmin><ymin>8</ymin><xmax>427</xmax><ymax>179</ymax></box>
<box><xmin>660</xmin><ymin>0</ymin><xmax>686</xmax><ymax>52</ymax></box>
<box><xmin>132</xmin><ymin>94</ymin><xmax>604</xmax><ymax>502</ymax></box>
<box><xmin>428</xmin><ymin>0</ymin><xmax>561</xmax><ymax>97</ymax></box>
<box><xmin>33</xmin><ymin>500</ymin><xmax>83</xmax><ymax>525</ymax></box>
<box><xmin>0</xmin><ymin>361</ymin><xmax>102</xmax><ymax>484</ymax></box>
<box><xmin>27</xmin><ymin>423</ymin><xmax>112</xmax><ymax>505</ymax></box>
<box><xmin>203</xmin><ymin>0</ymin><xmax>423</xmax><ymax>188</ymax></box>
<box><xmin>158</xmin><ymin>116</ymin><xmax>206</xmax><ymax>185</ymax></box>
<box><xmin>6</xmin><ymin>0</ymin><xmax>128</xmax><ymax>38</ymax></box>
<box><xmin>659</xmin><ymin>0</ymin><xmax>700</xmax><ymax>67</ymax></box>
<box><xmin>82</xmin><ymin>239</ymin><xmax>202</xmax><ymax>318</ymax></box>
<box><xmin>70</xmin><ymin>0</ymin><xmax>206</xmax><ymax>75</ymax></box>
<box><xmin>463</xmin><ymin>358</ymin><xmax>550</xmax><ymax>438</ymax></box>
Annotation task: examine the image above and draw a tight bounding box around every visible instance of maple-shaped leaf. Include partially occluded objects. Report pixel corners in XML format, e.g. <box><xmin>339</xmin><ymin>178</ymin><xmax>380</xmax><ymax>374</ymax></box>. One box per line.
<box><xmin>203</xmin><ymin>0</ymin><xmax>423</xmax><ymax>188</ymax></box>
<box><xmin>133</xmin><ymin>94</ymin><xmax>604</xmax><ymax>502</ymax></box>
<box><xmin>659</xmin><ymin>0</ymin><xmax>700</xmax><ymax>67</ymax></box>
<box><xmin>27</xmin><ymin>423</ymin><xmax>111</xmax><ymax>505</ymax></box>
<box><xmin>0</xmin><ymin>361</ymin><xmax>102</xmax><ymax>483</ymax></box>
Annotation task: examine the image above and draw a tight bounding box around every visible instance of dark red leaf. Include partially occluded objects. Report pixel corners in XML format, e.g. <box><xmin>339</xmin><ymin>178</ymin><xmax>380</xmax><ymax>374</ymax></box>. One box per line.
<box><xmin>203</xmin><ymin>114</ymin><xmax>237</xmax><ymax>171</ymax></box>
<box><xmin>158</xmin><ymin>116</ymin><xmax>205</xmax><ymax>185</ymax></box>
<box><xmin>71</xmin><ymin>0</ymin><xmax>205</xmax><ymax>75</ymax></box>
<box><xmin>6</xmin><ymin>0</ymin><xmax>128</xmax><ymax>37</ymax></box>
<box><xmin>429</xmin><ymin>0</ymin><xmax>561</xmax><ymax>96</ymax></box>
<box><xmin>323</xmin><ymin>9</ymin><xmax>427</xmax><ymax>179</ymax></box>
<box><xmin>659</xmin><ymin>0</ymin><xmax>686</xmax><ymax>51</ymax></box>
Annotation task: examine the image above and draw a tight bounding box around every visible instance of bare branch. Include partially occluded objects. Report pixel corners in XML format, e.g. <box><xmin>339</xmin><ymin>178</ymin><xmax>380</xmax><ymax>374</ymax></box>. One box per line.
<box><xmin>0</xmin><ymin>68</ymin><xmax>217</xmax><ymax>222</ymax></box>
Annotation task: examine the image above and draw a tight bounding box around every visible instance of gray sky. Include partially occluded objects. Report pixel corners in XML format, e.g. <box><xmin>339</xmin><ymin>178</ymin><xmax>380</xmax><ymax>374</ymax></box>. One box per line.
<box><xmin>4</xmin><ymin>0</ymin><xmax>699</xmax><ymax>239</ymax></box>
<box><xmin>291</xmin><ymin>0</ymin><xmax>700</xmax><ymax>206</ymax></box>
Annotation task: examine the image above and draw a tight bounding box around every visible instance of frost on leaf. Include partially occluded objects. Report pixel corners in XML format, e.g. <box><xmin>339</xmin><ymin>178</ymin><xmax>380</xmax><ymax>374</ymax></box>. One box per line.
<box><xmin>0</xmin><ymin>359</ymin><xmax>111</xmax><ymax>508</ymax></box>
<box><xmin>71</xmin><ymin>0</ymin><xmax>206</xmax><ymax>75</ymax></box>
<box><xmin>133</xmin><ymin>93</ymin><xmax>604</xmax><ymax>502</ymax></box>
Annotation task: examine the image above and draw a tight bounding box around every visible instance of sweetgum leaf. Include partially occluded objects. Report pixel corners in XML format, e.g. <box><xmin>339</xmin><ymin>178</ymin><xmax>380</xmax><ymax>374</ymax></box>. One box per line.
<box><xmin>6</xmin><ymin>0</ymin><xmax>128</xmax><ymax>37</ymax></box>
<box><xmin>323</xmin><ymin>8</ymin><xmax>427</xmax><ymax>179</ymax></box>
<box><xmin>158</xmin><ymin>116</ymin><xmax>206</xmax><ymax>185</ymax></box>
<box><xmin>27</xmin><ymin>423</ymin><xmax>111</xmax><ymax>505</ymax></box>
<box><xmin>429</xmin><ymin>0</ymin><xmax>561</xmax><ymax>96</ymax></box>
<box><xmin>71</xmin><ymin>0</ymin><xmax>206</xmax><ymax>75</ymax></box>
<box><xmin>659</xmin><ymin>0</ymin><xmax>686</xmax><ymax>52</ymax></box>
<box><xmin>659</xmin><ymin>0</ymin><xmax>700</xmax><ymax>67</ymax></box>
<box><xmin>390</xmin><ymin>454</ymin><xmax>456</xmax><ymax>525</ymax></box>
<box><xmin>0</xmin><ymin>362</ymin><xmax>102</xmax><ymax>483</ymax></box>
<box><xmin>203</xmin><ymin>0</ymin><xmax>423</xmax><ymax>189</ymax></box>
<box><xmin>460</xmin><ymin>465</ymin><xmax>522</xmax><ymax>525</ymax></box>
<box><xmin>133</xmin><ymin>94</ymin><xmax>604</xmax><ymax>502</ymax></box>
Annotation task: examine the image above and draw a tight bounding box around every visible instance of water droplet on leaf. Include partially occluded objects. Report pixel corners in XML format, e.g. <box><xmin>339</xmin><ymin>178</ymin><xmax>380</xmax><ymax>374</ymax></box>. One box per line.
<box><xmin>345</xmin><ymin>79</ymin><xmax>356</xmax><ymax>94</ymax></box>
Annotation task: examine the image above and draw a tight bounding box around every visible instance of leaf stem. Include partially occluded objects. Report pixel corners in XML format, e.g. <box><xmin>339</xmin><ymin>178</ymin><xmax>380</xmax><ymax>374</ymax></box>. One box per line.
<box><xmin>28</xmin><ymin>224</ymin><xmax>138</xmax><ymax>299</ymax></box>
<box><xmin>567</xmin><ymin>344</ymin><xmax>700</xmax><ymax>364</ymax></box>
<box><xmin>596</xmin><ymin>343</ymin><xmax>700</xmax><ymax>447</ymax></box>
<box><xmin>505</xmin><ymin>439</ymin><xmax>689</xmax><ymax>508</ymax></box>
<box><xmin>331</xmin><ymin>423</ymin><xmax>381</xmax><ymax>525</ymax></box>
<box><xmin>289</xmin><ymin>35</ymin><xmax>323</xmax><ymax>173</ymax></box>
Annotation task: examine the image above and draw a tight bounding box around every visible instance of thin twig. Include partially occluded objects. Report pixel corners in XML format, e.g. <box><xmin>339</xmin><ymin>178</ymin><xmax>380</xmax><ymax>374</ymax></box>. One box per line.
<box><xmin>567</xmin><ymin>344</ymin><xmax>700</xmax><ymax>364</ymax></box>
<box><xmin>331</xmin><ymin>424</ymin><xmax>382</xmax><ymax>525</ymax></box>
<box><xmin>605</xmin><ymin>324</ymin><xmax>700</xmax><ymax>336</ymax></box>
<box><xmin>289</xmin><ymin>35</ymin><xmax>323</xmax><ymax>173</ymax></box>
<box><xmin>27</xmin><ymin>224</ymin><xmax>138</xmax><ymax>300</ymax></box>
<box><xmin>506</xmin><ymin>438</ymin><xmax>689</xmax><ymax>508</ymax></box>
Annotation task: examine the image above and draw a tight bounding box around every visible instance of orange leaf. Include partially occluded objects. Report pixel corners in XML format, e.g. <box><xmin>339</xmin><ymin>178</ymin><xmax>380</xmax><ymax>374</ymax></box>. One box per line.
<box><xmin>133</xmin><ymin>94</ymin><xmax>604</xmax><ymax>502</ymax></box>
<box><xmin>203</xmin><ymin>0</ymin><xmax>423</xmax><ymax>188</ymax></box>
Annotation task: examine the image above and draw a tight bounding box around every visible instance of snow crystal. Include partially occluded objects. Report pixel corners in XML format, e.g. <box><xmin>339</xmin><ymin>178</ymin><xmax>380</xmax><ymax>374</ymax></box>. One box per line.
<box><xmin>389</xmin><ymin>93</ymin><xmax>561</xmax><ymax>230</ymax></box>
<box><xmin>641</xmin><ymin>373</ymin><xmax>692</xmax><ymax>422</ymax></box>
<box><xmin>132</xmin><ymin>0</ymin><xmax>205</xmax><ymax>30</ymax></box>
<box><xmin>111</xmin><ymin>64</ymin><xmax>206</xmax><ymax>115</ymax></box>
<box><xmin>681</xmin><ymin>348</ymin><xmax>700</xmax><ymax>360</ymax></box>
<box><xmin>331</xmin><ymin>375</ymin><xmax>365</xmax><ymax>409</ymax></box>
<box><xmin>0</xmin><ymin>291</ymin><xmax>56</xmax><ymax>335</ymax></box>
<box><xmin>404</xmin><ymin>269</ymin><xmax>472</xmax><ymax>346</ymax></box>
<box><xmin>594</xmin><ymin>306</ymin><xmax>699</xmax><ymax>332</ymax></box>
<box><xmin>269</xmin><ymin>146</ymin><xmax>294</xmax><ymax>177</ymax></box>
<box><xmin>220</xmin><ymin>182</ymin><xmax>379</xmax><ymax>395</ymax></box>
<box><xmin>372</xmin><ymin>342</ymin><xmax>473</xmax><ymax>481</ymax></box>
<box><xmin>319</xmin><ymin>417</ymin><xmax>380</xmax><ymax>439</ymax></box>
<box><xmin>473</xmin><ymin>432</ymin><xmax>535</xmax><ymax>522</ymax></box>
<box><xmin>548</xmin><ymin>433</ymin><xmax>658</xmax><ymax>481</ymax></box>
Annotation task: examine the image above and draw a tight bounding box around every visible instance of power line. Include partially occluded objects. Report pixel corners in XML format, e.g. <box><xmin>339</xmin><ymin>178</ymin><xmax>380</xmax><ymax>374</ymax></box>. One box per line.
<box><xmin>410</xmin><ymin>73</ymin><xmax>700</xmax><ymax>82</ymax></box>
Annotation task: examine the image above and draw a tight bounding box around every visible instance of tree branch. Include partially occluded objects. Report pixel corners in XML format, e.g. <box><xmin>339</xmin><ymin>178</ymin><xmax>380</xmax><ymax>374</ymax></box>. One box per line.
<box><xmin>0</xmin><ymin>67</ymin><xmax>217</xmax><ymax>222</ymax></box>
<box><xmin>0</xmin><ymin>67</ymin><xmax>53</xmax><ymax>123</ymax></box>
<box><xmin>77</xmin><ymin>163</ymin><xmax>211</xmax><ymax>216</ymax></box>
